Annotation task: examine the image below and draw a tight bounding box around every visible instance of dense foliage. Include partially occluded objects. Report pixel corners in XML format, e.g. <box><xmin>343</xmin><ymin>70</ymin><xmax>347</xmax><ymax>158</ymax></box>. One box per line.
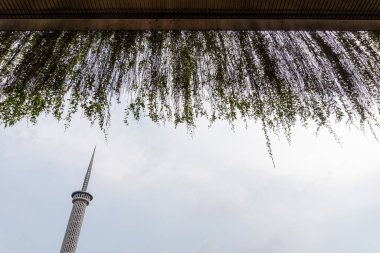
<box><xmin>1</xmin><ymin>31</ymin><xmax>380</xmax><ymax>160</ymax></box>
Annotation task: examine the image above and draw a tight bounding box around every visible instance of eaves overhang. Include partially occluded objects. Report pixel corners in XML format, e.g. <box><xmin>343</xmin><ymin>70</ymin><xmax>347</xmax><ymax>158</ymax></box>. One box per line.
<box><xmin>1</xmin><ymin>0</ymin><xmax>380</xmax><ymax>30</ymax></box>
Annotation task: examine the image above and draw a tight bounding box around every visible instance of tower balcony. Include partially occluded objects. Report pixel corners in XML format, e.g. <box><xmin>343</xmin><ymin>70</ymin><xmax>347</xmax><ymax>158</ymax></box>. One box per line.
<box><xmin>71</xmin><ymin>191</ymin><xmax>93</xmax><ymax>205</ymax></box>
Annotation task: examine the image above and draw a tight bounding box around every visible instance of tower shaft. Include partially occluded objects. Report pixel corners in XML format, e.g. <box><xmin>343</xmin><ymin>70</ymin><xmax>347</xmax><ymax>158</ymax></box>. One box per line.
<box><xmin>60</xmin><ymin>192</ymin><xmax>92</xmax><ymax>253</ymax></box>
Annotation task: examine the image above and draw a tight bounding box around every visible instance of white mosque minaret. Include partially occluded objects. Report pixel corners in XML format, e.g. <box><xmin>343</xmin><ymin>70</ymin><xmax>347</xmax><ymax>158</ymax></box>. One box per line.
<box><xmin>60</xmin><ymin>147</ymin><xmax>96</xmax><ymax>253</ymax></box>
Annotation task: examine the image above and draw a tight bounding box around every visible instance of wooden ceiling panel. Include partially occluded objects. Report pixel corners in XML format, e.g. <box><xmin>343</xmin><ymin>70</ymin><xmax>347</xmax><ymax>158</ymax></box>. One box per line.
<box><xmin>1</xmin><ymin>0</ymin><xmax>380</xmax><ymax>17</ymax></box>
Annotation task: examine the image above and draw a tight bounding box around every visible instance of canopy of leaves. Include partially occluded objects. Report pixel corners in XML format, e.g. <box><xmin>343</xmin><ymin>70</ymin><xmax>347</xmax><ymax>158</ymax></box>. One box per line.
<box><xmin>1</xmin><ymin>31</ymin><xmax>380</xmax><ymax>160</ymax></box>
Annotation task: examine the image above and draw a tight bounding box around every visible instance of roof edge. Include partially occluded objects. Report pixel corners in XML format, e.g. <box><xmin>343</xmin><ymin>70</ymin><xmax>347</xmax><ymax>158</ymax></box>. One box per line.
<box><xmin>1</xmin><ymin>18</ymin><xmax>380</xmax><ymax>31</ymax></box>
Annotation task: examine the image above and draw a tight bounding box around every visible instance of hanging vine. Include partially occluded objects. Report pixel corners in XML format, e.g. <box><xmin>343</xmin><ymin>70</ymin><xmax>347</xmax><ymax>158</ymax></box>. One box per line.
<box><xmin>1</xmin><ymin>31</ymin><xmax>380</xmax><ymax>160</ymax></box>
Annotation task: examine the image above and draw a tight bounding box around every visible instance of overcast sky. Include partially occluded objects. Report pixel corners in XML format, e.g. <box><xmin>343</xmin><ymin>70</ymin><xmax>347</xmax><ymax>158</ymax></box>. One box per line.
<box><xmin>0</xmin><ymin>107</ymin><xmax>380</xmax><ymax>253</ymax></box>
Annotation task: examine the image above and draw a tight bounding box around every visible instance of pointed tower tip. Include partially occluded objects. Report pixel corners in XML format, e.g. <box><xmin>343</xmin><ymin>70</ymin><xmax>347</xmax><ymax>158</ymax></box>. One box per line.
<box><xmin>81</xmin><ymin>147</ymin><xmax>96</xmax><ymax>192</ymax></box>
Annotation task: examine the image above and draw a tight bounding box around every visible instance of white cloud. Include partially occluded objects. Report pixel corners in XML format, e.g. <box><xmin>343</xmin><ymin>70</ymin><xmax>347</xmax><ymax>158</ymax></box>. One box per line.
<box><xmin>1</xmin><ymin>111</ymin><xmax>380</xmax><ymax>253</ymax></box>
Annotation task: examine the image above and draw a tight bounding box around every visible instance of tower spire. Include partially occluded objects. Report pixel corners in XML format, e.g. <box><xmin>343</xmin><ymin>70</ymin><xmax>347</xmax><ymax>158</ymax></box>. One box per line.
<box><xmin>82</xmin><ymin>146</ymin><xmax>96</xmax><ymax>192</ymax></box>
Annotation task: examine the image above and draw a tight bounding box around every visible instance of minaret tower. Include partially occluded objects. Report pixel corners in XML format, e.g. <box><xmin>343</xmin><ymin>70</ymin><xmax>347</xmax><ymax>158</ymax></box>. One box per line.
<box><xmin>60</xmin><ymin>147</ymin><xmax>96</xmax><ymax>253</ymax></box>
